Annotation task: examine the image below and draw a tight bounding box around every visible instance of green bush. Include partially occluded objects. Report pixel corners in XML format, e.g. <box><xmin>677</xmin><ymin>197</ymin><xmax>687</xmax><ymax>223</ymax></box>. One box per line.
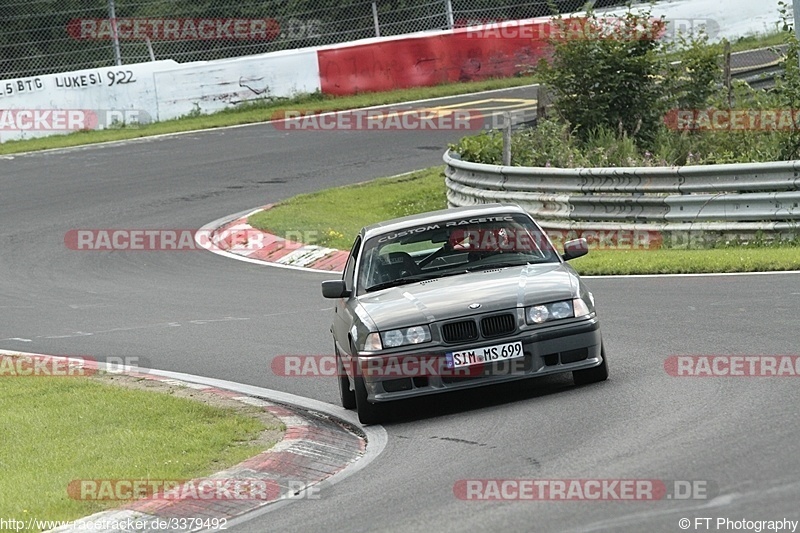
<box><xmin>449</xmin><ymin>131</ymin><xmax>504</xmax><ymax>164</ymax></box>
<box><xmin>510</xmin><ymin>119</ymin><xmax>583</xmax><ymax>167</ymax></box>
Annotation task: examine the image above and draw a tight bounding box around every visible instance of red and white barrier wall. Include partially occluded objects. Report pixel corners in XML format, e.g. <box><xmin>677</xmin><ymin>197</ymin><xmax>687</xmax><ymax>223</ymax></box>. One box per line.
<box><xmin>318</xmin><ymin>19</ymin><xmax>551</xmax><ymax>95</ymax></box>
<box><xmin>0</xmin><ymin>18</ymin><xmax>552</xmax><ymax>143</ymax></box>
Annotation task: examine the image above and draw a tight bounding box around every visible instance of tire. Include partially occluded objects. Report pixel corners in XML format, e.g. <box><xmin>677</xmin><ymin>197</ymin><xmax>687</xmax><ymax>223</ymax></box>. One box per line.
<box><xmin>573</xmin><ymin>344</ymin><xmax>609</xmax><ymax>386</ymax></box>
<box><xmin>354</xmin><ymin>375</ymin><xmax>385</xmax><ymax>425</ymax></box>
<box><xmin>337</xmin><ymin>349</ymin><xmax>356</xmax><ymax>410</ymax></box>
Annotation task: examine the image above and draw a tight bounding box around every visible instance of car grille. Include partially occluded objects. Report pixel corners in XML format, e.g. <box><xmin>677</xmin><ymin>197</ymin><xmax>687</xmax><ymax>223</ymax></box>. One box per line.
<box><xmin>480</xmin><ymin>313</ymin><xmax>516</xmax><ymax>338</ymax></box>
<box><xmin>441</xmin><ymin>320</ymin><xmax>478</xmax><ymax>343</ymax></box>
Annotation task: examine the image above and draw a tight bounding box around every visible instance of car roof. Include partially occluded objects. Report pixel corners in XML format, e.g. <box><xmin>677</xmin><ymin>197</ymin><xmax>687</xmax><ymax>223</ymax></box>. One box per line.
<box><xmin>360</xmin><ymin>203</ymin><xmax>530</xmax><ymax>241</ymax></box>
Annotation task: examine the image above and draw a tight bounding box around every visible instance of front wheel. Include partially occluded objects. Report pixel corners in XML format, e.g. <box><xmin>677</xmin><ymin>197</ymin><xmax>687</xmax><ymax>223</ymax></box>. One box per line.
<box><xmin>337</xmin><ymin>348</ymin><xmax>356</xmax><ymax>410</ymax></box>
<box><xmin>573</xmin><ymin>344</ymin><xmax>609</xmax><ymax>386</ymax></box>
<box><xmin>354</xmin><ymin>375</ymin><xmax>385</xmax><ymax>425</ymax></box>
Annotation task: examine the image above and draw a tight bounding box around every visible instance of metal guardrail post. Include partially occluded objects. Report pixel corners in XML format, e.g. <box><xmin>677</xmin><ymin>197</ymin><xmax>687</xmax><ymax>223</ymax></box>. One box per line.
<box><xmin>502</xmin><ymin>112</ymin><xmax>512</xmax><ymax>166</ymax></box>
<box><xmin>724</xmin><ymin>41</ymin><xmax>732</xmax><ymax>108</ymax></box>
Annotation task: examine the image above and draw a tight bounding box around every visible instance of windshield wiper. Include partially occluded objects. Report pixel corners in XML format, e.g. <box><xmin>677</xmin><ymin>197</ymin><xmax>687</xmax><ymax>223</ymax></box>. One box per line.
<box><xmin>366</xmin><ymin>273</ymin><xmax>438</xmax><ymax>292</ymax></box>
<box><xmin>466</xmin><ymin>260</ymin><xmax>534</xmax><ymax>272</ymax></box>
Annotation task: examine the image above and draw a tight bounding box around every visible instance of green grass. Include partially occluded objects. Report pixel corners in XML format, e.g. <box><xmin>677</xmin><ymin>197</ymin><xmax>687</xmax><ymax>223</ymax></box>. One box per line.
<box><xmin>659</xmin><ymin>30</ymin><xmax>786</xmax><ymax>63</ymax></box>
<box><xmin>0</xmin><ymin>372</ymin><xmax>280</xmax><ymax>527</ymax></box>
<box><xmin>249</xmin><ymin>167</ymin><xmax>448</xmax><ymax>249</ymax></box>
<box><xmin>570</xmin><ymin>247</ymin><xmax>800</xmax><ymax>275</ymax></box>
<box><xmin>0</xmin><ymin>76</ymin><xmax>538</xmax><ymax>156</ymax></box>
<box><xmin>248</xmin><ymin>166</ymin><xmax>800</xmax><ymax>275</ymax></box>
<box><xmin>729</xmin><ymin>30</ymin><xmax>786</xmax><ymax>53</ymax></box>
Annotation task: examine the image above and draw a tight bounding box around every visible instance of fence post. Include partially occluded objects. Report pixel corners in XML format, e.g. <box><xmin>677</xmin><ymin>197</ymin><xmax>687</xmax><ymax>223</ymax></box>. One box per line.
<box><xmin>145</xmin><ymin>37</ymin><xmax>156</xmax><ymax>62</ymax></box>
<box><xmin>445</xmin><ymin>0</ymin><xmax>455</xmax><ymax>30</ymax></box>
<box><xmin>107</xmin><ymin>0</ymin><xmax>122</xmax><ymax>66</ymax></box>
<box><xmin>502</xmin><ymin>112</ymin><xmax>512</xmax><ymax>166</ymax></box>
<box><xmin>372</xmin><ymin>2</ymin><xmax>381</xmax><ymax>37</ymax></box>
<box><xmin>537</xmin><ymin>85</ymin><xmax>550</xmax><ymax>121</ymax></box>
<box><xmin>723</xmin><ymin>40</ymin><xmax>732</xmax><ymax>108</ymax></box>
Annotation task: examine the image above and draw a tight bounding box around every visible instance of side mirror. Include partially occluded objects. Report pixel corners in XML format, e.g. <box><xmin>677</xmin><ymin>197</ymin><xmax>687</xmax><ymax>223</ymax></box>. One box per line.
<box><xmin>321</xmin><ymin>280</ymin><xmax>350</xmax><ymax>299</ymax></box>
<box><xmin>562</xmin><ymin>238</ymin><xmax>588</xmax><ymax>261</ymax></box>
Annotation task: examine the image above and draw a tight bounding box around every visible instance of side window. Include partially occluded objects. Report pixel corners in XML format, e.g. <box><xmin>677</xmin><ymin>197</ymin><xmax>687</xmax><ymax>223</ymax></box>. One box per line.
<box><xmin>343</xmin><ymin>237</ymin><xmax>361</xmax><ymax>291</ymax></box>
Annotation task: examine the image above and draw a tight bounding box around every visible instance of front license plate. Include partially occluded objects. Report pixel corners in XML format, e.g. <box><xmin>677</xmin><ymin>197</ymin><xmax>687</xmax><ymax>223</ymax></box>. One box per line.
<box><xmin>446</xmin><ymin>341</ymin><xmax>524</xmax><ymax>369</ymax></box>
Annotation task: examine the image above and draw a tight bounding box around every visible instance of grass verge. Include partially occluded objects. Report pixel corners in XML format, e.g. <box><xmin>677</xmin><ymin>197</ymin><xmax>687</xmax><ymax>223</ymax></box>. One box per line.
<box><xmin>248</xmin><ymin>166</ymin><xmax>800</xmax><ymax>275</ymax></box>
<box><xmin>570</xmin><ymin>247</ymin><xmax>800</xmax><ymax>275</ymax></box>
<box><xmin>729</xmin><ymin>30</ymin><xmax>786</xmax><ymax>53</ymax></box>
<box><xmin>0</xmin><ymin>367</ymin><xmax>283</xmax><ymax>527</ymax></box>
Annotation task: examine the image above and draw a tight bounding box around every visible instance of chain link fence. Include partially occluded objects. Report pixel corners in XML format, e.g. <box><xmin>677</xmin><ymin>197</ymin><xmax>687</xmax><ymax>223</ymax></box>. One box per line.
<box><xmin>1</xmin><ymin>0</ymin><xmax>633</xmax><ymax>79</ymax></box>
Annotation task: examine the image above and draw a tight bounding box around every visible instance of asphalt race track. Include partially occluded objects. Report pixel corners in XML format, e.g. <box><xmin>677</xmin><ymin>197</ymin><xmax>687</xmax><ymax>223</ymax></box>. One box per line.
<box><xmin>2</xmin><ymin>86</ymin><xmax>799</xmax><ymax>532</ymax></box>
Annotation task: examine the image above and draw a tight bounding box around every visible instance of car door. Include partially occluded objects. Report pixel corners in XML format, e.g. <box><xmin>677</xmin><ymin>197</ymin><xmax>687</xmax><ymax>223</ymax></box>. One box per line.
<box><xmin>332</xmin><ymin>236</ymin><xmax>361</xmax><ymax>357</ymax></box>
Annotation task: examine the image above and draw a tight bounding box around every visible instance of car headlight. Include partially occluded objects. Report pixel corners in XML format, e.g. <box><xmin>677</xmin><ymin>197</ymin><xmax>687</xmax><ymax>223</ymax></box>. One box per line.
<box><xmin>550</xmin><ymin>301</ymin><xmax>573</xmax><ymax>319</ymax></box>
<box><xmin>528</xmin><ymin>304</ymin><xmax>550</xmax><ymax>324</ymax></box>
<box><xmin>380</xmin><ymin>325</ymin><xmax>432</xmax><ymax>348</ymax></box>
<box><xmin>526</xmin><ymin>299</ymin><xmax>591</xmax><ymax>324</ymax></box>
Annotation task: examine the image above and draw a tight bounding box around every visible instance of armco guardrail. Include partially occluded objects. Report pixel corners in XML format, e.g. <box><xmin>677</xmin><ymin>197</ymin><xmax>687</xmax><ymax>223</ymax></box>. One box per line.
<box><xmin>444</xmin><ymin>150</ymin><xmax>800</xmax><ymax>237</ymax></box>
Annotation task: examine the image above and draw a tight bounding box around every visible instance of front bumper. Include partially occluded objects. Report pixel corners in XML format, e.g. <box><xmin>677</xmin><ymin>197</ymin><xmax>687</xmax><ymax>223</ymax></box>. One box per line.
<box><xmin>354</xmin><ymin>316</ymin><xmax>602</xmax><ymax>403</ymax></box>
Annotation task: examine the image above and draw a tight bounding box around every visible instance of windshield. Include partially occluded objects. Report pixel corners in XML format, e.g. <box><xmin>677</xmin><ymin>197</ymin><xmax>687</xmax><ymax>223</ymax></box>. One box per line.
<box><xmin>358</xmin><ymin>213</ymin><xmax>558</xmax><ymax>294</ymax></box>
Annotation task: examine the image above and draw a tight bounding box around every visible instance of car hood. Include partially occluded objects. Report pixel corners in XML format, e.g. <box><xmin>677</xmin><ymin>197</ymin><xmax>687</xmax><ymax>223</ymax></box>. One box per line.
<box><xmin>356</xmin><ymin>263</ymin><xmax>579</xmax><ymax>330</ymax></box>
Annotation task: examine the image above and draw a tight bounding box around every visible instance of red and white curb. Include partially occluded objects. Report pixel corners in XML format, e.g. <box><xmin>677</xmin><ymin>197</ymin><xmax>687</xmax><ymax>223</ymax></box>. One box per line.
<box><xmin>200</xmin><ymin>205</ymin><xmax>348</xmax><ymax>273</ymax></box>
<box><xmin>0</xmin><ymin>350</ymin><xmax>384</xmax><ymax>532</ymax></box>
